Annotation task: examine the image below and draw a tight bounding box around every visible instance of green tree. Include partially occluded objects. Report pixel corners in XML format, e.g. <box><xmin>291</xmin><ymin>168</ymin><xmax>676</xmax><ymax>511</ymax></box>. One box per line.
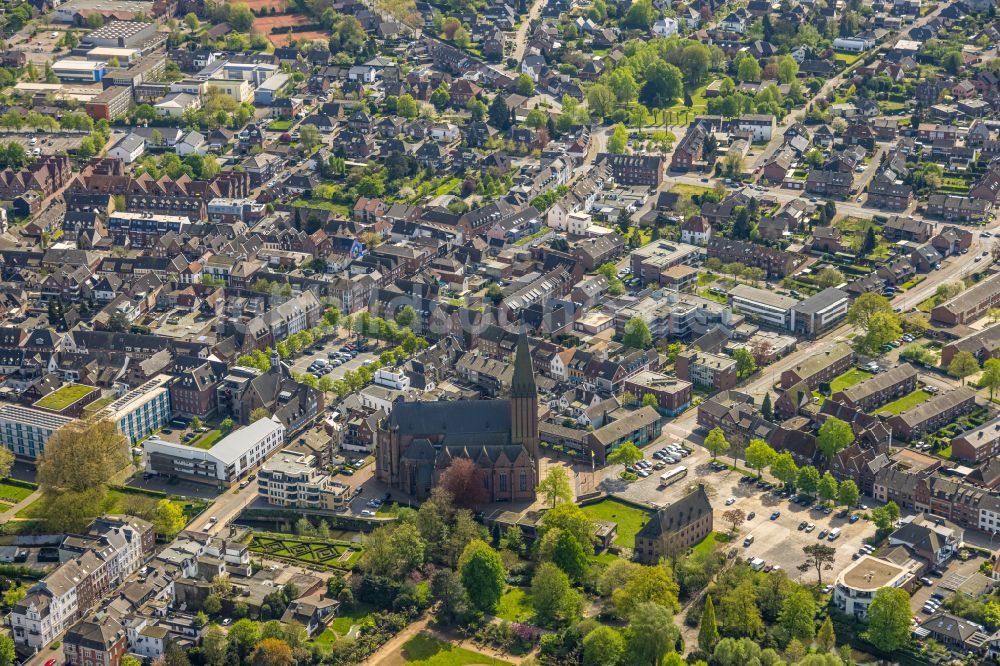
<box><xmin>732</xmin><ymin>347</ymin><xmax>756</xmax><ymax>378</ymax></box>
<box><xmin>699</xmin><ymin>594</ymin><xmax>721</xmax><ymax>653</ymax></box>
<box><xmin>871</xmin><ymin>501</ymin><xmax>901</xmax><ymax>531</ymax></box>
<box><xmin>298</xmin><ymin>124</ymin><xmax>320</xmax><ymax>151</ymax></box>
<box><xmin>817</xmin><ymin>416</ymin><xmax>854</xmax><ymax>459</ymax></box>
<box><xmin>815</xmin><ymin>267</ymin><xmax>845</xmax><ymax>289</ymax></box>
<box><xmin>184</xmin><ymin>12</ymin><xmax>199</xmax><ymax>29</ymax></box>
<box><xmin>0</xmin><ymin>635</ymin><xmax>14</xmax><ymax>666</ymax></box>
<box><xmin>642</xmin><ymin>393</ymin><xmax>659</xmax><ymax>409</ymax></box>
<box><xmin>551</xmin><ymin>530</ymin><xmax>589</xmax><ymax>582</ymax></box>
<box><xmin>818</xmin><ymin>472</ymin><xmax>839</xmax><ymax>505</ymax></box>
<box><xmin>583</xmin><ymin>626</ymin><xmax>625</xmax><ymax>666</ymax></box>
<box><xmin>220</xmin><ymin>417</ymin><xmax>234</xmax><ymax>435</ymax></box>
<box><xmin>623</xmin><ymin>317</ymin><xmax>653</xmax><ymax>348</ymax></box>
<box><xmin>848</xmin><ymin>292</ymin><xmax>893</xmax><ymax>330</ymax></box>
<box><xmin>607</xmin><ymin>441</ymin><xmax>643</xmax><ymax>469</ymax></box>
<box><xmin>459</xmin><ymin>539</ymin><xmax>505</xmax><ymax>613</ymax></box>
<box><xmin>761</xmin><ymin>392</ymin><xmax>773</xmax><ymax>421</ymax></box>
<box><xmin>532</xmin><ymin>561</ymin><xmax>578</xmax><ymax>625</ymax></box>
<box><xmin>704</xmin><ymin>427</ymin><xmax>729</xmax><ymax>461</ymax></box>
<box><xmin>515</xmin><ymin>73</ymin><xmax>535</xmax><ymax>96</ymax></box>
<box><xmin>489</xmin><ymin>93</ymin><xmax>512</xmax><ymax>130</ymax></box>
<box><xmin>865</xmin><ymin>587</ymin><xmax>912</xmax><ymax>652</ymax></box>
<box><xmin>780</xmin><ymin>587</ymin><xmax>817</xmax><ymax>642</ymax></box>
<box><xmin>838</xmin><ymin>479</ymin><xmax>860</xmax><ymax>509</ymax></box>
<box><xmin>771</xmin><ymin>451</ymin><xmax>798</xmax><ymax>488</ymax></box>
<box><xmin>640</xmin><ymin>60</ymin><xmax>683</xmax><ymax>107</ymax></box>
<box><xmin>625</xmin><ymin>602</ymin><xmax>679</xmax><ymax>666</ymax></box>
<box><xmin>745</xmin><ymin>439</ymin><xmax>776</xmax><ymax>478</ymax></box>
<box><xmin>949</xmin><ymin>350</ymin><xmax>980</xmax><ymax>385</ymax></box>
<box><xmin>540</xmin><ymin>503</ymin><xmax>595</xmax><ymax>554</ymax></box>
<box><xmin>227</xmin><ymin>619</ymin><xmax>261</xmax><ymax>659</ymax></box>
<box><xmin>612</xmin><ymin>564</ymin><xmax>679</xmax><ymax>618</ymax></box>
<box><xmin>154</xmin><ymin>499</ymin><xmax>186</xmax><ymax>538</ymax></box>
<box><xmin>982</xmin><ymin>358</ymin><xmax>1000</xmax><ymax>399</ymax></box>
<box><xmin>861</xmin><ymin>311</ymin><xmax>902</xmax><ymax>354</ymax></box>
<box><xmin>737</xmin><ymin>55</ymin><xmax>762</xmax><ymax>82</ymax></box>
<box><xmin>623</xmin><ymin>0</ymin><xmax>655</xmax><ymax>28</ymax></box>
<box><xmin>395</xmin><ymin>305</ymin><xmax>416</xmax><ymax>328</ymax></box>
<box><xmin>796</xmin><ymin>465</ymin><xmax>821</xmax><ymax>496</ymax></box>
<box><xmin>430</xmin><ymin>82</ymin><xmax>450</xmax><ymax>111</ymax></box>
<box><xmin>536</xmin><ymin>466</ymin><xmax>573</xmax><ymax>507</ymax></box>
<box><xmin>249</xmin><ymin>408</ymin><xmax>270</xmax><ymax>423</ymax></box>
<box><xmin>817</xmin><ymin>615</ymin><xmax>836</xmax><ymax>652</ymax></box>
<box><xmin>719</xmin><ymin>582</ymin><xmax>764</xmax><ymax>639</ymax></box>
<box><xmin>608</xmin><ymin>122</ymin><xmax>629</xmax><ymax>154</ymax></box>
<box><xmin>396</xmin><ymin>93</ymin><xmax>418</xmax><ymax>119</ymax></box>
<box><xmin>587</xmin><ymin>83</ymin><xmax>616</xmax><ymax>119</ymax></box>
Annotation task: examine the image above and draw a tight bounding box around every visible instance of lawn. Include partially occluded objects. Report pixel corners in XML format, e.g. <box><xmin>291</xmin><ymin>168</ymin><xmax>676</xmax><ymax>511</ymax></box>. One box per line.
<box><xmin>699</xmin><ymin>288</ymin><xmax>728</xmax><ymax>304</ymax></box>
<box><xmin>269</xmin><ymin>119</ymin><xmax>293</xmax><ymax>131</ymax></box>
<box><xmin>402</xmin><ymin>633</ymin><xmax>512</xmax><ymax>666</ymax></box>
<box><xmin>83</xmin><ymin>395</ymin><xmax>115</xmax><ymax>414</ymax></box>
<box><xmin>34</xmin><ymin>384</ymin><xmax>98</xmax><ymax>411</ymax></box>
<box><xmin>291</xmin><ymin>199</ymin><xmax>352</xmax><ymax>217</ymax></box>
<box><xmin>830</xmin><ymin>369</ymin><xmax>873</xmax><ymax>393</ymax></box>
<box><xmin>580</xmin><ymin>498</ymin><xmax>653</xmax><ymax>549</ymax></box>
<box><xmin>190</xmin><ymin>429</ymin><xmax>222</xmax><ymax>450</ymax></box>
<box><xmin>834</xmin><ymin>51</ymin><xmax>862</xmax><ymax>65</ymax></box>
<box><xmin>669</xmin><ymin>183</ymin><xmax>714</xmax><ymax>198</ymax></box>
<box><xmin>324</xmin><ymin>602</ymin><xmax>375</xmax><ymax>637</ymax></box>
<box><xmin>0</xmin><ymin>480</ymin><xmax>35</xmax><ymax>503</ymax></box>
<box><xmin>496</xmin><ymin>587</ymin><xmax>532</xmax><ymax>622</ymax></box>
<box><xmin>938</xmin><ymin>445</ymin><xmax>953</xmax><ymax>460</ymax></box>
<box><xmin>691</xmin><ymin>531</ymin><xmax>732</xmax><ymax>558</ymax></box>
<box><xmin>15</xmin><ymin>487</ymin><xmax>205</xmax><ymax>523</ymax></box>
<box><xmin>875</xmin><ymin>390</ymin><xmax>932</xmax><ymax>415</ymax></box>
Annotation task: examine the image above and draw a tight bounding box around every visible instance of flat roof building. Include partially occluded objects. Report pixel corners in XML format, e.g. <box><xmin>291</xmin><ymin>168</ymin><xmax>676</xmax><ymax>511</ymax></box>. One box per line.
<box><xmin>792</xmin><ymin>287</ymin><xmax>850</xmax><ymax>336</ymax></box>
<box><xmin>257</xmin><ymin>450</ymin><xmax>350</xmax><ymax>511</ymax></box>
<box><xmin>834</xmin><ymin>555</ymin><xmax>913</xmax><ymax>619</ymax></box>
<box><xmin>145</xmin><ymin>416</ymin><xmax>286</xmax><ymax>485</ymax></box>
<box><xmin>96</xmin><ymin>375</ymin><xmax>171</xmax><ymax>444</ymax></box>
<box><xmin>52</xmin><ymin>60</ymin><xmax>106</xmax><ymax>83</ymax></box>
<box><xmin>0</xmin><ymin>405</ymin><xmax>73</xmax><ymax>459</ymax></box>
<box><xmin>729</xmin><ymin>284</ymin><xmax>799</xmax><ymax>330</ymax></box>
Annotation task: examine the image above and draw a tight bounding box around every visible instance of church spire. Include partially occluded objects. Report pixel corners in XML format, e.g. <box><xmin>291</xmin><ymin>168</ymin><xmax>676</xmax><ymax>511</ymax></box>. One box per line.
<box><xmin>511</xmin><ymin>331</ymin><xmax>536</xmax><ymax>398</ymax></box>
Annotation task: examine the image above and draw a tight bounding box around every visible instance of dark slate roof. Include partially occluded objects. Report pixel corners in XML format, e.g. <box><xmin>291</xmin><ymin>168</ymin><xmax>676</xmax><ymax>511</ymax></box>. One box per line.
<box><xmin>387</xmin><ymin>399</ymin><xmax>512</xmax><ymax>438</ymax></box>
<box><xmin>635</xmin><ymin>484</ymin><xmax>712</xmax><ymax>540</ymax></box>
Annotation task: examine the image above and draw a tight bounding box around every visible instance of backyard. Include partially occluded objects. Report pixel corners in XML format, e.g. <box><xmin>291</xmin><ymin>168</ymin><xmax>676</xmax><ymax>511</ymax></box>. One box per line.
<box><xmin>875</xmin><ymin>390</ymin><xmax>932</xmax><ymax>415</ymax></box>
<box><xmin>496</xmin><ymin>587</ymin><xmax>532</xmax><ymax>623</ymax></box>
<box><xmin>249</xmin><ymin>534</ymin><xmax>362</xmax><ymax>569</ymax></box>
<box><xmin>401</xmin><ymin>633</ymin><xmax>512</xmax><ymax>666</ymax></box>
<box><xmin>312</xmin><ymin>602</ymin><xmax>375</xmax><ymax>646</ymax></box>
<box><xmin>189</xmin><ymin>429</ymin><xmax>223</xmax><ymax>450</ymax></box>
<box><xmin>579</xmin><ymin>497</ymin><xmax>653</xmax><ymax>549</ymax></box>
<box><xmin>830</xmin><ymin>369</ymin><xmax>873</xmax><ymax>393</ymax></box>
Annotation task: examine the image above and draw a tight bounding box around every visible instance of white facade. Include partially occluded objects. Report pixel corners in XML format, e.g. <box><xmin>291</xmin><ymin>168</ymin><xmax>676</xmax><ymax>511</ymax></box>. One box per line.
<box><xmin>728</xmin><ymin>285</ymin><xmax>798</xmax><ymax>330</ymax></box>
<box><xmin>374</xmin><ymin>368</ymin><xmax>410</xmax><ymax>391</ymax></box>
<box><xmin>832</xmin><ymin>555</ymin><xmax>910</xmax><ymax>619</ymax></box>
<box><xmin>652</xmin><ymin>17</ymin><xmax>678</xmax><ymax>37</ymax></box>
<box><xmin>144</xmin><ymin>417</ymin><xmax>286</xmax><ymax>484</ymax></box>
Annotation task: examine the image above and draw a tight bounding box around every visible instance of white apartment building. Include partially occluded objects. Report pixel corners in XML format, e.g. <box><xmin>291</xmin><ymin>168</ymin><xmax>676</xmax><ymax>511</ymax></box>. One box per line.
<box><xmin>728</xmin><ymin>284</ymin><xmax>799</xmax><ymax>330</ymax></box>
<box><xmin>11</xmin><ymin>517</ymin><xmax>152</xmax><ymax>650</ymax></box>
<box><xmin>257</xmin><ymin>451</ymin><xmax>350</xmax><ymax>511</ymax></box>
<box><xmin>144</xmin><ymin>417</ymin><xmax>285</xmax><ymax>485</ymax></box>
<box><xmin>833</xmin><ymin>555</ymin><xmax>912</xmax><ymax>620</ymax></box>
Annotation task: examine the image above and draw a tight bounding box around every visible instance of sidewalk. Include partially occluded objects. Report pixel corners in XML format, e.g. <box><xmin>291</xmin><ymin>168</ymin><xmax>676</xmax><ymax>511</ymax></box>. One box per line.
<box><xmin>0</xmin><ymin>489</ymin><xmax>41</xmax><ymax>524</ymax></box>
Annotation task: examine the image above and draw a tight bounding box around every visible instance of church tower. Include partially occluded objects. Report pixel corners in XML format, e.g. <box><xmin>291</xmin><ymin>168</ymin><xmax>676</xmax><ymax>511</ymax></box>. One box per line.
<box><xmin>510</xmin><ymin>332</ymin><xmax>539</xmax><ymax>480</ymax></box>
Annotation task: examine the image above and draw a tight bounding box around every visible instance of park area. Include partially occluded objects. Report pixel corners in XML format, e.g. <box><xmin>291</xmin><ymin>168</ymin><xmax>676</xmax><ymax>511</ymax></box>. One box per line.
<box><xmin>249</xmin><ymin>534</ymin><xmax>361</xmax><ymax>569</ymax></box>
<box><xmin>579</xmin><ymin>497</ymin><xmax>653</xmax><ymax>549</ymax></box>
<box><xmin>0</xmin><ymin>479</ymin><xmax>34</xmax><ymax>506</ymax></box>
<box><xmin>399</xmin><ymin>633</ymin><xmax>512</xmax><ymax>666</ymax></box>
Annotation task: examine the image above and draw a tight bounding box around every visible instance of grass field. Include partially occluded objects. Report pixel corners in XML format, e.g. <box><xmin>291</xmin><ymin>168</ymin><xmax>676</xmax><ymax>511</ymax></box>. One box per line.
<box><xmin>496</xmin><ymin>587</ymin><xmax>532</xmax><ymax>623</ymax></box>
<box><xmin>34</xmin><ymin>384</ymin><xmax>98</xmax><ymax>411</ymax></box>
<box><xmin>699</xmin><ymin>288</ymin><xmax>728</xmax><ymax>304</ymax></box>
<box><xmin>402</xmin><ymin>633</ymin><xmax>512</xmax><ymax>666</ymax></box>
<box><xmin>830</xmin><ymin>369</ymin><xmax>873</xmax><ymax>393</ymax></box>
<box><xmin>669</xmin><ymin>183</ymin><xmax>714</xmax><ymax>198</ymax></box>
<box><xmin>875</xmin><ymin>390</ymin><xmax>932</xmax><ymax>415</ymax></box>
<box><xmin>833</xmin><ymin>51</ymin><xmax>862</xmax><ymax>65</ymax></box>
<box><xmin>190</xmin><ymin>430</ymin><xmax>222</xmax><ymax>450</ymax></box>
<box><xmin>691</xmin><ymin>531</ymin><xmax>731</xmax><ymax>558</ymax></box>
<box><xmin>580</xmin><ymin>498</ymin><xmax>653</xmax><ymax>549</ymax></box>
<box><xmin>14</xmin><ymin>488</ymin><xmax>205</xmax><ymax>524</ymax></box>
<box><xmin>0</xmin><ymin>480</ymin><xmax>35</xmax><ymax>503</ymax></box>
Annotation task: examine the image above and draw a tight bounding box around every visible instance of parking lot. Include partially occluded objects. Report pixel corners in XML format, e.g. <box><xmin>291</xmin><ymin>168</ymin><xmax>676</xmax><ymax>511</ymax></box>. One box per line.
<box><xmin>727</xmin><ymin>481</ymin><xmax>875</xmax><ymax>581</ymax></box>
<box><xmin>289</xmin><ymin>338</ymin><xmax>379</xmax><ymax>384</ymax></box>
<box><xmin>0</xmin><ymin>132</ymin><xmax>88</xmax><ymax>154</ymax></box>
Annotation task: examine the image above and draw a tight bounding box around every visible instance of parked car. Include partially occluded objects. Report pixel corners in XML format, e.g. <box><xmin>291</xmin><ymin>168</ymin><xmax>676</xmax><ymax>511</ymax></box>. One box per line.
<box><xmin>770</xmin><ymin>511</ymin><xmax>780</xmax><ymax>520</ymax></box>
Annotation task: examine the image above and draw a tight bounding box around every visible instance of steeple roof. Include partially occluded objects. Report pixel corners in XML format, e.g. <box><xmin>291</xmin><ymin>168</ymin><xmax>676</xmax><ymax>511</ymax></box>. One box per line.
<box><xmin>511</xmin><ymin>331</ymin><xmax>536</xmax><ymax>399</ymax></box>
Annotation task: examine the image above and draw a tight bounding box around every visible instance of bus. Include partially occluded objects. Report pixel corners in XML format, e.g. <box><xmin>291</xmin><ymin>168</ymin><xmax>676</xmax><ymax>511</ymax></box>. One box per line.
<box><xmin>659</xmin><ymin>466</ymin><xmax>688</xmax><ymax>488</ymax></box>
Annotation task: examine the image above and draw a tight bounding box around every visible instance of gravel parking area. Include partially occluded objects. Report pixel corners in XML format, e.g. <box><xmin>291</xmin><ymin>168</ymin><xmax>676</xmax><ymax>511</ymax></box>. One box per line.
<box><xmin>290</xmin><ymin>340</ymin><xmax>379</xmax><ymax>383</ymax></box>
<box><xmin>0</xmin><ymin>132</ymin><xmax>88</xmax><ymax>154</ymax></box>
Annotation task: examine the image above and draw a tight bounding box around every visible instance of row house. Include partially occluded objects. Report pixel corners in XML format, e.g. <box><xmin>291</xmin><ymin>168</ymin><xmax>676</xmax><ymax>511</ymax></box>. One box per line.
<box><xmin>697</xmin><ymin>390</ymin><xmax>776</xmax><ymax>447</ymax></box>
<box><xmin>707</xmin><ymin>237</ymin><xmax>802</xmax><ymax>278</ymax></box>
<box><xmin>926</xmin><ymin>194</ymin><xmax>992</xmax><ymax>222</ymax></box>
<box><xmin>886</xmin><ymin>387</ymin><xmax>977</xmax><ymax>440</ymax></box>
<box><xmin>867</xmin><ymin>178</ymin><xmax>913</xmax><ymax>210</ymax></box>
<box><xmin>0</xmin><ymin>156</ymin><xmax>73</xmax><ymax>199</ymax></box>
<box><xmin>830</xmin><ymin>363</ymin><xmax>918</xmax><ymax>412</ymax></box>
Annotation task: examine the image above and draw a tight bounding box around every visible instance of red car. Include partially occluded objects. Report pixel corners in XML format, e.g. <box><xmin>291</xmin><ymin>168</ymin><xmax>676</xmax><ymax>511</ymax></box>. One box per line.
<box><xmin>45</xmin><ymin>659</ymin><xmax>57</xmax><ymax>666</ymax></box>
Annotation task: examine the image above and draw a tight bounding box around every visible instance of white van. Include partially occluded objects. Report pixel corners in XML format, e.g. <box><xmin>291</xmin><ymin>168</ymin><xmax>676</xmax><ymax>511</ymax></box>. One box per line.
<box><xmin>827</xmin><ymin>528</ymin><xmax>842</xmax><ymax>541</ymax></box>
<box><xmin>749</xmin><ymin>557</ymin><xmax>765</xmax><ymax>571</ymax></box>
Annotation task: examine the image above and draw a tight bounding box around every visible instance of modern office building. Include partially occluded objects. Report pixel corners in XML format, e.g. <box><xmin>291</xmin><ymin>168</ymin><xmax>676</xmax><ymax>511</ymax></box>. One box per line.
<box><xmin>97</xmin><ymin>375</ymin><xmax>172</xmax><ymax>444</ymax></box>
<box><xmin>52</xmin><ymin>60</ymin><xmax>106</xmax><ymax>83</ymax></box>
<box><xmin>728</xmin><ymin>284</ymin><xmax>799</xmax><ymax>330</ymax></box>
<box><xmin>257</xmin><ymin>451</ymin><xmax>350</xmax><ymax>511</ymax></box>
<box><xmin>792</xmin><ymin>287</ymin><xmax>850</xmax><ymax>336</ymax></box>
<box><xmin>0</xmin><ymin>405</ymin><xmax>73</xmax><ymax>459</ymax></box>
<box><xmin>145</xmin><ymin>417</ymin><xmax>285</xmax><ymax>485</ymax></box>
